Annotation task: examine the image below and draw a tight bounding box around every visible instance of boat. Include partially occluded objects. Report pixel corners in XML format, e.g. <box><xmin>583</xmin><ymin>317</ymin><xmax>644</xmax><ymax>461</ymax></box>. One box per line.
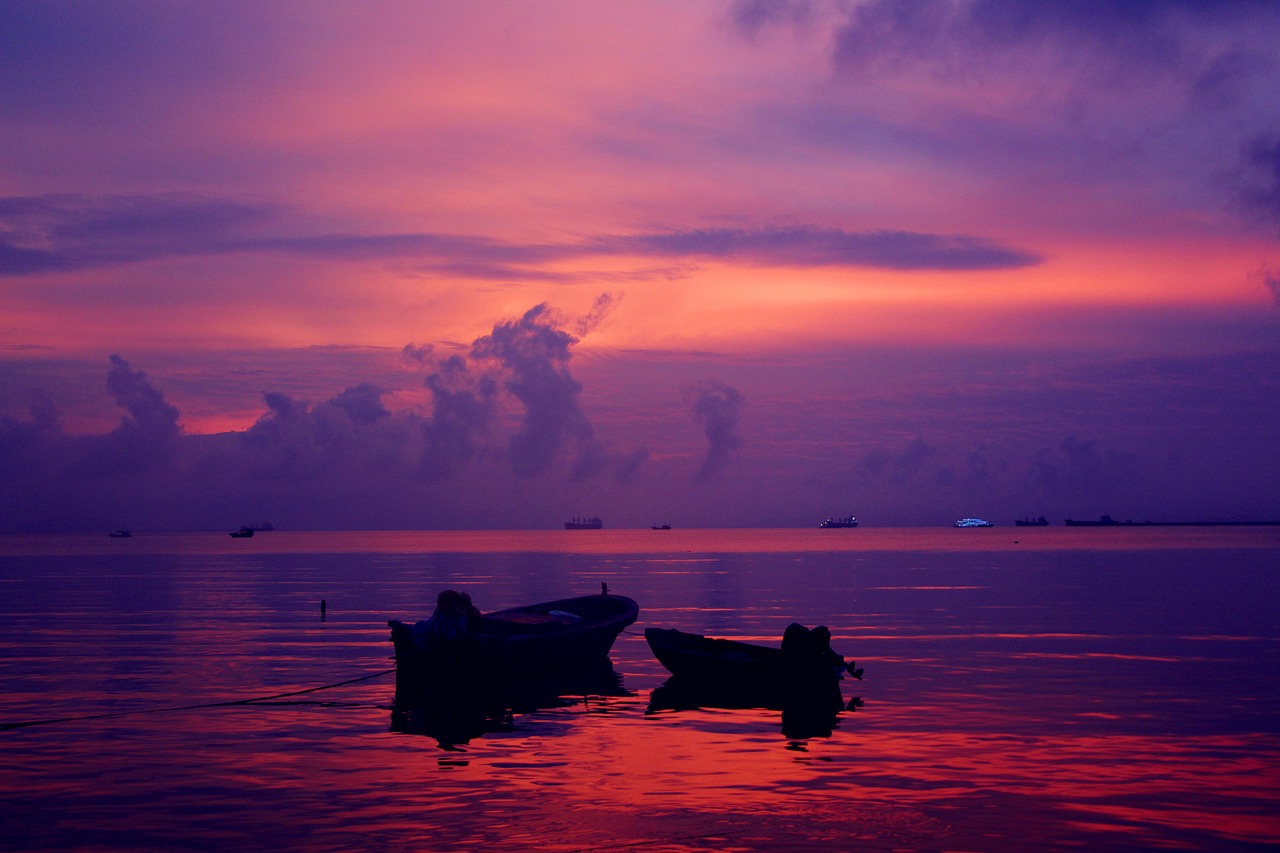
<box><xmin>954</xmin><ymin>517</ymin><xmax>994</xmax><ymax>528</ymax></box>
<box><xmin>248</xmin><ymin>522</ymin><xmax>274</xmax><ymax>532</ymax></box>
<box><xmin>651</xmin><ymin>523</ymin><xmax>671</xmax><ymax>530</ymax></box>
<box><xmin>644</xmin><ymin>624</ymin><xmax>862</xmax><ymax>687</ymax></box>
<box><xmin>229</xmin><ymin>526</ymin><xmax>255</xmax><ymax>538</ymax></box>
<box><xmin>1015</xmin><ymin>516</ymin><xmax>1049</xmax><ymax>527</ymax></box>
<box><xmin>108</xmin><ymin>529</ymin><xmax>132</xmax><ymax>538</ymax></box>
<box><xmin>819</xmin><ymin>516</ymin><xmax>858</xmax><ymax>528</ymax></box>
<box><xmin>388</xmin><ymin>586</ymin><xmax>639</xmax><ymax>685</ymax></box>
<box><xmin>564</xmin><ymin>516</ymin><xmax>603</xmax><ymax>529</ymax></box>
<box><xmin>1064</xmin><ymin>515</ymin><xmax>1280</xmax><ymax>527</ymax></box>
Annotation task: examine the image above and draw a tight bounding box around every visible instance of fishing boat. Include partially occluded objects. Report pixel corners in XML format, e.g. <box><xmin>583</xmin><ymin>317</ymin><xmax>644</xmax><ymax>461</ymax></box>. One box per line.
<box><xmin>644</xmin><ymin>625</ymin><xmax>862</xmax><ymax>686</ymax></box>
<box><xmin>819</xmin><ymin>516</ymin><xmax>858</xmax><ymax>528</ymax></box>
<box><xmin>564</xmin><ymin>516</ymin><xmax>603</xmax><ymax>529</ymax></box>
<box><xmin>954</xmin><ymin>517</ymin><xmax>994</xmax><ymax>528</ymax></box>
<box><xmin>388</xmin><ymin>586</ymin><xmax>639</xmax><ymax>684</ymax></box>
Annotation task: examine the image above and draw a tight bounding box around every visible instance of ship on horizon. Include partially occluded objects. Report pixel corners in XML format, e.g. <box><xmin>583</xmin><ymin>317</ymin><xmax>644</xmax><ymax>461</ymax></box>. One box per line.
<box><xmin>564</xmin><ymin>516</ymin><xmax>603</xmax><ymax>530</ymax></box>
<box><xmin>819</xmin><ymin>515</ymin><xmax>858</xmax><ymax>528</ymax></box>
<box><xmin>1065</xmin><ymin>514</ymin><xmax>1280</xmax><ymax>527</ymax></box>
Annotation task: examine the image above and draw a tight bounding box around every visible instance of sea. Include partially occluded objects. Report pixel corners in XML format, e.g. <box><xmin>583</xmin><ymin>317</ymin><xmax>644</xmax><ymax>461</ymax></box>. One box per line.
<box><xmin>1</xmin><ymin>527</ymin><xmax>1277</xmax><ymax>852</ymax></box>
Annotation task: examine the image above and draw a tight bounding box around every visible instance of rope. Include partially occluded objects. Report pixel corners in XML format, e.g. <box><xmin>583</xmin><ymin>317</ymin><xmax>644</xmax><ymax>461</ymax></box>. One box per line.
<box><xmin>0</xmin><ymin>667</ymin><xmax>397</xmax><ymax>732</ymax></box>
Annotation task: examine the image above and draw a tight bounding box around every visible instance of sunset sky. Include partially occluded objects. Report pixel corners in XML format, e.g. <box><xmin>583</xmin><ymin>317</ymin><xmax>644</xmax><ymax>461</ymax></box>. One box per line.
<box><xmin>2</xmin><ymin>0</ymin><xmax>1279</xmax><ymax>531</ymax></box>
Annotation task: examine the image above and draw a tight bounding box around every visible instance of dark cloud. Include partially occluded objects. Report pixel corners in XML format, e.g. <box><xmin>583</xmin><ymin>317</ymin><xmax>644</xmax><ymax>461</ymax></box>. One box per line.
<box><xmin>71</xmin><ymin>354</ymin><xmax>183</xmax><ymax>478</ymax></box>
<box><xmin>0</xmin><ymin>194</ymin><xmax>279</xmax><ymax>274</ymax></box>
<box><xmin>1026</xmin><ymin>434</ymin><xmax>1141</xmax><ymax>506</ymax></box>
<box><xmin>575</xmin><ymin>292</ymin><xmax>622</xmax><ymax>336</ymax></box>
<box><xmin>595</xmin><ymin>226</ymin><xmax>1041</xmax><ymax>271</ymax></box>
<box><xmin>2</xmin><ymin>333</ymin><xmax>1279</xmax><ymax>531</ymax></box>
<box><xmin>419</xmin><ymin>355</ymin><xmax>498</xmax><ymax>481</ymax></box>
<box><xmin>0</xmin><ymin>2</ymin><xmax>311</xmax><ymax>125</ymax></box>
<box><xmin>831</xmin><ymin>0</ymin><xmax>1278</xmax><ymax>86</ymax></box>
<box><xmin>0</xmin><ymin>193</ymin><xmax>1040</xmax><ymax>277</ymax></box>
<box><xmin>728</xmin><ymin>0</ymin><xmax>816</xmax><ymax>39</ymax></box>
<box><xmin>105</xmin><ymin>354</ymin><xmax>180</xmax><ymax>441</ymax></box>
<box><xmin>471</xmin><ymin>304</ymin><xmax>593</xmax><ymax>477</ymax></box>
<box><xmin>1242</xmin><ymin>136</ymin><xmax>1280</xmax><ymax>225</ymax></box>
<box><xmin>690</xmin><ymin>380</ymin><xmax>744</xmax><ymax>482</ymax></box>
<box><xmin>414</xmin><ymin>301</ymin><xmax>647</xmax><ymax>484</ymax></box>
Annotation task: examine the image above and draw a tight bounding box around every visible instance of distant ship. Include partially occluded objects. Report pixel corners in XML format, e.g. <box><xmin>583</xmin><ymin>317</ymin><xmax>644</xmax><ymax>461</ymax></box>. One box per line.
<box><xmin>819</xmin><ymin>516</ymin><xmax>858</xmax><ymax>528</ymax></box>
<box><xmin>1065</xmin><ymin>514</ymin><xmax>1280</xmax><ymax>527</ymax></box>
<box><xmin>954</xmin><ymin>517</ymin><xmax>994</xmax><ymax>528</ymax></box>
<box><xmin>248</xmin><ymin>522</ymin><xmax>274</xmax><ymax>532</ymax></box>
<box><xmin>1015</xmin><ymin>516</ymin><xmax>1049</xmax><ymax>527</ymax></box>
<box><xmin>108</xmin><ymin>529</ymin><xmax>132</xmax><ymax>538</ymax></box>
<box><xmin>565</xmin><ymin>516</ymin><xmax>603</xmax><ymax>530</ymax></box>
<box><xmin>230</xmin><ymin>526</ymin><xmax>255</xmax><ymax>538</ymax></box>
<box><xmin>651</xmin><ymin>523</ymin><xmax>671</xmax><ymax>530</ymax></box>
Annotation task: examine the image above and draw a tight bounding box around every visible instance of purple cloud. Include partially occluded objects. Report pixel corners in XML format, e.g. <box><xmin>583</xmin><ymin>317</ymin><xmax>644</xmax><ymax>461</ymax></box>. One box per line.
<box><xmin>0</xmin><ymin>193</ymin><xmax>1041</xmax><ymax>277</ymax></box>
<box><xmin>690</xmin><ymin>380</ymin><xmax>744</xmax><ymax>482</ymax></box>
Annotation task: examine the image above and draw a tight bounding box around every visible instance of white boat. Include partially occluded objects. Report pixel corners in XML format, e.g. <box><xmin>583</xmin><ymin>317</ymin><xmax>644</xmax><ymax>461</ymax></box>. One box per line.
<box><xmin>954</xmin><ymin>517</ymin><xmax>994</xmax><ymax>528</ymax></box>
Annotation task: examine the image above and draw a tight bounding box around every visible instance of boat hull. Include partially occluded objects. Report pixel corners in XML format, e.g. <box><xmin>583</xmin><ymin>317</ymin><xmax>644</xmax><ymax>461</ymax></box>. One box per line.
<box><xmin>389</xmin><ymin>594</ymin><xmax>639</xmax><ymax>686</ymax></box>
<box><xmin>644</xmin><ymin>626</ymin><xmax>857</xmax><ymax>686</ymax></box>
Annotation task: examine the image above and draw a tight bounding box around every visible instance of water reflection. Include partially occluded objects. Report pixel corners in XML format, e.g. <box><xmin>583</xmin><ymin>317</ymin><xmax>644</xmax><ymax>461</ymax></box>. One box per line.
<box><xmin>389</xmin><ymin>659</ymin><xmax>631</xmax><ymax>750</ymax></box>
<box><xmin>647</xmin><ymin>674</ymin><xmax>859</xmax><ymax>740</ymax></box>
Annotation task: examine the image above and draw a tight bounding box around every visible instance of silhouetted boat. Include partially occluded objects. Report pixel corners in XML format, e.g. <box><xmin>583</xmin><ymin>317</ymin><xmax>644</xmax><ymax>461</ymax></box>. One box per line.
<box><xmin>564</xmin><ymin>516</ymin><xmax>603</xmax><ymax>529</ymax></box>
<box><xmin>651</xmin><ymin>523</ymin><xmax>671</xmax><ymax>530</ymax></box>
<box><xmin>108</xmin><ymin>529</ymin><xmax>132</xmax><ymax>538</ymax></box>
<box><xmin>819</xmin><ymin>516</ymin><xmax>858</xmax><ymax>528</ymax></box>
<box><xmin>1064</xmin><ymin>515</ymin><xmax>1280</xmax><ymax>527</ymax></box>
<box><xmin>388</xmin><ymin>588</ymin><xmax>639</xmax><ymax>685</ymax></box>
<box><xmin>954</xmin><ymin>517</ymin><xmax>994</xmax><ymax>528</ymax></box>
<box><xmin>644</xmin><ymin>625</ymin><xmax>862</xmax><ymax>687</ymax></box>
<box><xmin>1015</xmin><ymin>516</ymin><xmax>1049</xmax><ymax>527</ymax></box>
<box><xmin>229</xmin><ymin>526</ymin><xmax>254</xmax><ymax>538</ymax></box>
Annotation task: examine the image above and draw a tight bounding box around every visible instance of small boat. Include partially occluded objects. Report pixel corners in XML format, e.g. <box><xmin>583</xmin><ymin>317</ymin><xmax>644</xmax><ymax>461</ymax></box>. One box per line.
<box><xmin>564</xmin><ymin>516</ymin><xmax>603</xmax><ymax>530</ymax></box>
<box><xmin>388</xmin><ymin>587</ymin><xmax>638</xmax><ymax>685</ymax></box>
<box><xmin>644</xmin><ymin>625</ymin><xmax>862</xmax><ymax>687</ymax></box>
<box><xmin>819</xmin><ymin>516</ymin><xmax>858</xmax><ymax>528</ymax></box>
<box><xmin>954</xmin><ymin>517</ymin><xmax>994</xmax><ymax>528</ymax></box>
<box><xmin>229</xmin><ymin>526</ymin><xmax>255</xmax><ymax>538</ymax></box>
<box><xmin>108</xmin><ymin>529</ymin><xmax>132</xmax><ymax>538</ymax></box>
<box><xmin>651</xmin><ymin>523</ymin><xmax>671</xmax><ymax>530</ymax></box>
<box><xmin>1015</xmin><ymin>516</ymin><xmax>1049</xmax><ymax>527</ymax></box>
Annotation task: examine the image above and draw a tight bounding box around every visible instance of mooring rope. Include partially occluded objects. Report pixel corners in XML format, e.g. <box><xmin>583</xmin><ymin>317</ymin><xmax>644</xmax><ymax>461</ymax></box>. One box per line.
<box><xmin>0</xmin><ymin>667</ymin><xmax>397</xmax><ymax>732</ymax></box>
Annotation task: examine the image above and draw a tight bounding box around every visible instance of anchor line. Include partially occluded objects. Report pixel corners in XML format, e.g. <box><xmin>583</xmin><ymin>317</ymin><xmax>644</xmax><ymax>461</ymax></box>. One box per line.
<box><xmin>1</xmin><ymin>667</ymin><xmax>397</xmax><ymax>732</ymax></box>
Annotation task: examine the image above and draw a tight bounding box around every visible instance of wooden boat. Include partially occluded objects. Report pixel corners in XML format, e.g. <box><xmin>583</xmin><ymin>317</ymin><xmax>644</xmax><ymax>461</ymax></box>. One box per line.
<box><xmin>644</xmin><ymin>624</ymin><xmax>862</xmax><ymax>687</ymax></box>
<box><xmin>388</xmin><ymin>587</ymin><xmax>639</xmax><ymax>683</ymax></box>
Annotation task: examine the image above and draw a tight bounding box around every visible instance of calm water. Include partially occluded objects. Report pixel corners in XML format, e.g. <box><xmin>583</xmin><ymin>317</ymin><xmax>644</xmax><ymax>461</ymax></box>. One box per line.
<box><xmin>1</xmin><ymin>528</ymin><xmax>1278</xmax><ymax>851</ymax></box>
